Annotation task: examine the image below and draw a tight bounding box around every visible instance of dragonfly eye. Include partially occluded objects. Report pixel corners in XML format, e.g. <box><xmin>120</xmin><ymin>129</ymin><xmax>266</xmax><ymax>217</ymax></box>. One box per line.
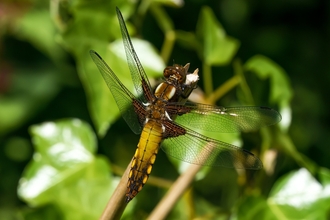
<box><xmin>163</xmin><ymin>67</ymin><xmax>172</xmax><ymax>78</ymax></box>
<box><xmin>163</xmin><ymin>65</ymin><xmax>187</xmax><ymax>84</ymax></box>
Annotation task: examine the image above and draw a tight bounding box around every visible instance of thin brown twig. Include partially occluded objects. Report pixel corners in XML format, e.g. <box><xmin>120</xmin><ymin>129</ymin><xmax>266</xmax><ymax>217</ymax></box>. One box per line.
<box><xmin>99</xmin><ymin>159</ymin><xmax>132</xmax><ymax>220</ymax></box>
<box><xmin>147</xmin><ymin>164</ymin><xmax>202</xmax><ymax>220</ymax></box>
<box><xmin>147</xmin><ymin>144</ymin><xmax>213</xmax><ymax>220</ymax></box>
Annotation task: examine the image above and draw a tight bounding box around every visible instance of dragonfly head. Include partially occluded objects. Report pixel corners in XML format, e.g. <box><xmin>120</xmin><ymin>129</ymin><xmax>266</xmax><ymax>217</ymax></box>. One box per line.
<box><xmin>163</xmin><ymin>64</ymin><xmax>188</xmax><ymax>84</ymax></box>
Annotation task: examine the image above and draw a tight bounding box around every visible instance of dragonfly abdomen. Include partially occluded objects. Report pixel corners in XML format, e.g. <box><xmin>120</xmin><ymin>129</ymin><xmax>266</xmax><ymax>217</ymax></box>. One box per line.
<box><xmin>126</xmin><ymin>120</ymin><xmax>163</xmax><ymax>203</ymax></box>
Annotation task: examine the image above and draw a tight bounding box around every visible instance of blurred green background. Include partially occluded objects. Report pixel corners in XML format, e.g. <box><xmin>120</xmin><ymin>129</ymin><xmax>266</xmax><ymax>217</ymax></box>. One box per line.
<box><xmin>1</xmin><ymin>0</ymin><xmax>330</xmax><ymax>219</ymax></box>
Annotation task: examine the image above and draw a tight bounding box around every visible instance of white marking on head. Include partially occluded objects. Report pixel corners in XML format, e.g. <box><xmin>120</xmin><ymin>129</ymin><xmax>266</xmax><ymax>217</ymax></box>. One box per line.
<box><xmin>185</xmin><ymin>69</ymin><xmax>199</xmax><ymax>85</ymax></box>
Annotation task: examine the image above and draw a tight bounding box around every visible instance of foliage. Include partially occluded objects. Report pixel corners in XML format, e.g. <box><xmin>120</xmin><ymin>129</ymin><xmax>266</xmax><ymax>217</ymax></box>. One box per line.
<box><xmin>1</xmin><ymin>0</ymin><xmax>330</xmax><ymax>219</ymax></box>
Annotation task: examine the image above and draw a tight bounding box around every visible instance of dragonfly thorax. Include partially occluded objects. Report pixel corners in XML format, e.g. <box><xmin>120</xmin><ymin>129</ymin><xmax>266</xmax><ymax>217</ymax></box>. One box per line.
<box><xmin>146</xmin><ymin>99</ymin><xmax>167</xmax><ymax>120</ymax></box>
<box><xmin>154</xmin><ymin>81</ymin><xmax>178</xmax><ymax>101</ymax></box>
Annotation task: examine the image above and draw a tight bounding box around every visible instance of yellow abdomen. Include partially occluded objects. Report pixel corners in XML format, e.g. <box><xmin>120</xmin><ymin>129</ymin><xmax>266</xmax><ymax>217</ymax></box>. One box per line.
<box><xmin>126</xmin><ymin>120</ymin><xmax>163</xmax><ymax>202</ymax></box>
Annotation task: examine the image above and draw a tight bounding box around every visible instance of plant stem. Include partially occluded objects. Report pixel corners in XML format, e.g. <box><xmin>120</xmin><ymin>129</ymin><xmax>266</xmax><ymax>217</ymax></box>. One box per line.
<box><xmin>277</xmin><ymin>132</ymin><xmax>318</xmax><ymax>175</ymax></box>
<box><xmin>233</xmin><ymin>58</ymin><xmax>254</xmax><ymax>104</ymax></box>
<box><xmin>99</xmin><ymin>159</ymin><xmax>132</xmax><ymax>220</ymax></box>
<box><xmin>147</xmin><ymin>164</ymin><xmax>202</xmax><ymax>220</ymax></box>
<box><xmin>161</xmin><ymin>30</ymin><xmax>176</xmax><ymax>64</ymax></box>
<box><xmin>147</xmin><ymin>144</ymin><xmax>213</xmax><ymax>220</ymax></box>
<box><xmin>50</xmin><ymin>0</ymin><xmax>66</xmax><ymax>32</ymax></box>
<box><xmin>202</xmin><ymin>62</ymin><xmax>213</xmax><ymax>96</ymax></box>
<box><xmin>206</xmin><ymin>75</ymin><xmax>241</xmax><ymax>104</ymax></box>
<box><xmin>150</xmin><ymin>5</ymin><xmax>175</xmax><ymax>64</ymax></box>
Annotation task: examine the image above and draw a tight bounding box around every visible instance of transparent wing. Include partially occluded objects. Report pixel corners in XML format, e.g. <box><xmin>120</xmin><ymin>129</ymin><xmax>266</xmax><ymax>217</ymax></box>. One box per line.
<box><xmin>167</xmin><ymin>102</ymin><xmax>282</xmax><ymax>133</ymax></box>
<box><xmin>161</xmin><ymin>125</ymin><xmax>263</xmax><ymax>169</ymax></box>
<box><xmin>116</xmin><ymin>7</ymin><xmax>153</xmax><ymax>103</ymax></box>
<box><xmin>90</xmin><ymin>50</ymin><xmax>143</xmax><ymax>134</ymax></box>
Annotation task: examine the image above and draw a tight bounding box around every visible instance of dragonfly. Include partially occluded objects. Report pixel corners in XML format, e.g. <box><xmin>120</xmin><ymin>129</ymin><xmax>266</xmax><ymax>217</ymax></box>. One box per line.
<box><xmin>90</xmin><ymin>8</ymin><xmax>281</xmax><ymax>203</ymax></box>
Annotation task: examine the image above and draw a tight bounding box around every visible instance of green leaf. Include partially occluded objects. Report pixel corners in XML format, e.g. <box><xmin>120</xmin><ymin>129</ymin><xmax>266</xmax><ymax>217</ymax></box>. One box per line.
<box><xmin>58</xmin><ymin>1</ymin><xmax>164</xmax><ymax>136</ymax></box>
<box><xmin>193</xmin><ymin>196</ymin><xmax>226</xmax><ymax>220</ymax></box>
<box><xmin>196</xmin><ymin>6</ymin><xmax>240</xmax><ymax>65</ymax></box>
<box><xmin>267</xmin><ymin>168</ymin><xmax>330</xmax><ymax>220</ymax></box>
<box><xmin>18</xmin><ymin>119</ymin><xmax>115</xmax><ymax>219</ymax></box>
<box><xmin>167</xmin><ymin>195</ymin><xmax>191</xmax><ymax>220</ymax></box>
<box><xmin>319</xmin><ymin>167</ymin><xmax>330</xmax><ymax>184</ymax></box>
<box><xmin>82</xmin><ymin>38</ymin><xmax>164</xmax><ymax>137</ymax></box>
<box><xmin>244</xmin><ymin>55</ymin><xmax>292</xmax><ymax>107</ymax></box>
<box><xmin>244</xmin><ymin>55</ymin><xmax>293</xmax><ymax>130</ymax></box>
<box><xmin>117</xmin><ymin>39</ymin><xmax>165</xmax><ymax>79</ymax></box>
<box><xmin>20</xmin><ymin>204</ymin><xmax>63</xmax><ymax>220</ymax></box>
<box><xmin>237</xmin><ymin>195</ymin><xmax>276</xmax><ymax>220</ymax></box>
<box><xmin>237</xmin><ymin>168</ymin><xmax>330</xmax><ymax>219</ymax></box>
<box><xmin>16</xmin><ymin>9</ymin><xmax>66</xmax><ymax>62</ymax></box>
<box><xmin>175</xmin><ymin>30</ymin><xmax>201</xmax><ymax>52</ymax></box>
<box><xmin>57</xmin><ymin>1</ymin><xmax>130</xmax><ymax>137</ymax></box>
<box><xmin>0</xmin><ymin>68</ymin><xmax>60</xmax><ymax>135</ymax></box>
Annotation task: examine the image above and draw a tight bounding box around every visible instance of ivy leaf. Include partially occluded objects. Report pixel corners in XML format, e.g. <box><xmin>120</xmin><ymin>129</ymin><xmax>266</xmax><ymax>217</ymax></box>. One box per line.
<box><xmin>268</xmin><ymin>168</ymin><xmax>330</xmax><ymax>219</ymax></box>
<box><xmin>238</xmin><ymin>168</ymin><xmax>330</xmax><ymax>219</ymax></box>
<box><xmin>18</xmin><ymin>119</ymin><xmax>115</xmax><ymax>219</ymax></box>
<box><xmin>244</xmin><ymin>55</ymin><xmax>293</xmax><ymax>130</ymax></box>
<box><xmin>196</xmin><ymin>6</ymin><xmax>240</xmax><ymax>66</ymax></box>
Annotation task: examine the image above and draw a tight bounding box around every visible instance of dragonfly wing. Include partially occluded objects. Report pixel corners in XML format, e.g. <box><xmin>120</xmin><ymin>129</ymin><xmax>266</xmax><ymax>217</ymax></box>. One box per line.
<box><xmin>90</xmin><ymin>50</ymin><xmax>143</xmax><ymax>134</ymax></box>
<box><xmin>161</xmin><ymin>122</ymin><xmax>263</xmax><ymax>169</ymax></box>
<box><xmin>116</xmin><ymin>8</ymin><xmax>153</xmax><ymax>103</ymax></box>
<box><xmin>167</xmin><ymin>102</ymin><xmax>281</xmax><ymax>133</ymax></box>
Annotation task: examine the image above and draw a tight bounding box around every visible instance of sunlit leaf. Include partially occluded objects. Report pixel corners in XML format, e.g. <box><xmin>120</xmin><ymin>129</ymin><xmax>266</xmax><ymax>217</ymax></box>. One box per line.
<box><xmin>18</xmin><ymin>119</ymin><xmax>115</xmax><ymax>220</ymax></box>
<box><xmin>237</xmin><ymin>169</ymin><xmax>330</xmax><ymax>219</ymax></box>
<box><xmin>267</xmin><ymin>168</ymin><xmax>330</xmax><ymax>220</ymax></box>
<box><xmin>150</xmin><ymin>0</ymin><xmax>184</xmax><ymax>7</ymax></box>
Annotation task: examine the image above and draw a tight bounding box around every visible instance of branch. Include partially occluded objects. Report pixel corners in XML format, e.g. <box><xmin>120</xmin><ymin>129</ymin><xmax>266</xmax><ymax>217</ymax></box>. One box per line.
<box><xmin>147</xmin><ymin>144</ymin><xmax>213</xmax><ymax>220</ymax></box>
<box><xmin>99</xmin><ymin>159</ymin><xmax>132</xmax><ymax>220</ymax></box>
